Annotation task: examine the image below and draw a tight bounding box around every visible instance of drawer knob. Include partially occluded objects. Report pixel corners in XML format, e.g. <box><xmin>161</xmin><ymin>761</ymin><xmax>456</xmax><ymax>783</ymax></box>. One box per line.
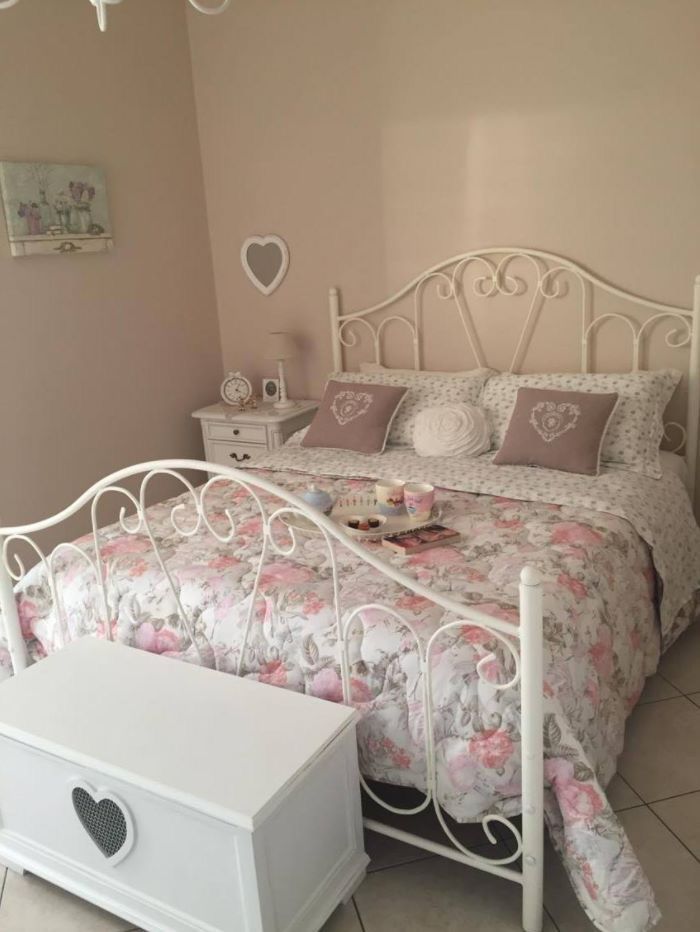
<box><xmin>233</xmin><ymin>429</ymin><xmax>240</xmax><ymax>436</ymax></box>
<box><xmin>230</xmin><ymin>452</ymin><xmax>251</xmax><ymax>462</ymax></box>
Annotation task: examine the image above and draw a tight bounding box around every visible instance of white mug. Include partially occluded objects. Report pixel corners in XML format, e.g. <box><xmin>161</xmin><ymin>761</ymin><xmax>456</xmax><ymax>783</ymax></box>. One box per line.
<box><xmin>404</xmin><ymin>482</ymin><xmax>435</xmax><ymax>522</ymax></box>
<box><xmin>375</xmin><ymin>478</ymin><xmax>405</xmax><ymax>516</ymax></box>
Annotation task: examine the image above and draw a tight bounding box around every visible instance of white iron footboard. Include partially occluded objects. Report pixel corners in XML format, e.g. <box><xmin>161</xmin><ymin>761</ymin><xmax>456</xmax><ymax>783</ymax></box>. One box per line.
<box><xmin>0</xmin><ymin>460</ymin><xmax>545</xmax><ymax>932</ymax></box>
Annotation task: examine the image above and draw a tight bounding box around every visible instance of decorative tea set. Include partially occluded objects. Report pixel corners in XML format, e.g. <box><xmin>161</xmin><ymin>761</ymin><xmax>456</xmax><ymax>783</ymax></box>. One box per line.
<box><xmin>291</xmin><ymin>479</ymin><xmax>439</xmax><ymax>540</ymax></box>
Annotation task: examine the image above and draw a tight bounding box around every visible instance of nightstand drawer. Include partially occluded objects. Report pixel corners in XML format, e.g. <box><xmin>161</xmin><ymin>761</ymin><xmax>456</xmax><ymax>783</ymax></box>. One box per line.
<box><xmin>207</xmin><ymin>422</ymin><xmax>267</xmax><ymax>444</ymax></box>
<box><xmin>209</xmin><ymin>442</ymin><xmax>262</xmax><ymax>467</ymax></box>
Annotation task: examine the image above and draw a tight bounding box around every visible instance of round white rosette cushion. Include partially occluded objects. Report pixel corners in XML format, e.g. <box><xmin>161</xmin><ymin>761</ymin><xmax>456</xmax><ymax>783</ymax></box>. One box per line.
<box><xmin>413</xmin><ymin>404</ymin><xmax>491</xmax><ymax>458</ymax></box>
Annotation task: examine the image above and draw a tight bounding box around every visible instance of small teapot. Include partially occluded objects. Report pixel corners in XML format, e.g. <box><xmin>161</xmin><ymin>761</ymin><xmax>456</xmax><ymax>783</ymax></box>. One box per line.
<box><xmin>300</xmin><ymin>484</ymin><xmax>335</xmax><ymax>515</ymax></box>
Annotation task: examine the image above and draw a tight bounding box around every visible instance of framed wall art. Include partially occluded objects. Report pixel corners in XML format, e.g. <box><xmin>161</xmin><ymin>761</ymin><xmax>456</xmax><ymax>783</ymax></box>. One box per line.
<box><xmin>0</xmin><ymin>161</ymin><xmax>113</xmax><ymax>257</ymax></box>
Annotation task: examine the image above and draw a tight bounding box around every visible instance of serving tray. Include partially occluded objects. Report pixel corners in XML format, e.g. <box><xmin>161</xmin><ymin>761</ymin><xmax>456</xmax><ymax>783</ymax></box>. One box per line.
<box><xmin>280</xmin><ymin>493</ymin><xmax>441</xmax><ymax>540</ymax></box>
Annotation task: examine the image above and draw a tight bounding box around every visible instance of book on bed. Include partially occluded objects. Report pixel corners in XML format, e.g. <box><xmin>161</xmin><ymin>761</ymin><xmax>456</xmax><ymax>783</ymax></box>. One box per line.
<box><xmin>381</xmin><ymin>524</ymin><xmax>461</xmax><ymax>554</ymax></box>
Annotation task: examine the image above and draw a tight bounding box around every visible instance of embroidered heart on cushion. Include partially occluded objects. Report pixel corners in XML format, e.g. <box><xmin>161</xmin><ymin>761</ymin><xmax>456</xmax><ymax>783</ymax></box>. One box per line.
<box><xmin>529</xmin><ymin>401</ymin><xmax>581</xmax><ymax>443</ymax></box>
<box><xmin>331</xmin><ymin>390</ymin><xmax>374</xmax><ymax>426</ymax></box>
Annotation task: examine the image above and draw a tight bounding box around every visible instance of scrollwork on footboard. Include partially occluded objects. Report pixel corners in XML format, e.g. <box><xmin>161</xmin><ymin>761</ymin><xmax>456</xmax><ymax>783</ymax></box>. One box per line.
<box><xmin>0</xmin><ymin>459</ymin><xmax>545</xmax><ymax>931</ymax></box>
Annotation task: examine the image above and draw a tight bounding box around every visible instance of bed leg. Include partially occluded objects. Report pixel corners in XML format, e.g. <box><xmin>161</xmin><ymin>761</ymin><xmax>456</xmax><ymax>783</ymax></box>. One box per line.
<box><xmin>0</xmin><ymin>537</ymin><xmax>28</xmax><ymax>675</ymax></box>
<box><xmin>519</xmin><ymin>565</ymin><xmax>544</xmax><ymax>932</ymax></box>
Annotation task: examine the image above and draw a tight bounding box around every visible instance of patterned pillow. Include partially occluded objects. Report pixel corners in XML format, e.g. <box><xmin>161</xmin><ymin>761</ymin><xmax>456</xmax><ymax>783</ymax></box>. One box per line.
<box><xmin>330</xmin><ymin>369</ymin><xmax>493</xmax><ymax>446</ymax></box>
<box><xmin>493</xmin><ymin>388</ymin><xmax>618</xmax><ymax>476</ymax></box>
<box><xmin>481</xmin><ymin>370</ymin><xmax>681</xmax><ymax>478</ymax></box>
<box><xmin>302</xmin><ymin>380</ymin><xmax>408</xmax><ymax>454</ymax></box>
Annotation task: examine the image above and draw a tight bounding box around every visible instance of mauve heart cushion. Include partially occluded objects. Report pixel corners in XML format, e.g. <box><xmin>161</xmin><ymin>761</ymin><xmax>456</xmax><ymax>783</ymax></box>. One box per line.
<box><xmin>302</xmin><ymin>380</ymin><xmax>408</xmax><ymax>454</ymax></box>
<box><xmin>493</xmin><ymin>387</ymin><xmax>619</xmax><ymax>476</ymax></box>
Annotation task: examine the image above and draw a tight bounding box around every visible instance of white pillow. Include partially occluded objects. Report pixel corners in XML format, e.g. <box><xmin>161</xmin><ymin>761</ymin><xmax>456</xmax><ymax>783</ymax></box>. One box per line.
<box><xmin>481</xmin><ymin>370</ymin><xmax>681</xmax><ymax>478</ymax></box>
<box><xmin>413</xmin><ymin>404</ymin><xmax>491</xmax><ymax>458</ymax></box>
<box><xmin>329</xmin><ymin>369</ymin><xmax>493</xmax><ymax>447</ymax></box>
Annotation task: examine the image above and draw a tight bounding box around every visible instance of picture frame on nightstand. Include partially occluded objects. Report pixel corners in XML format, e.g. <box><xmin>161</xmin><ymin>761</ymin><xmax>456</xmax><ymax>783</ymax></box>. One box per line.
<box><xmin>262</xmin><ymin>377</ymin><xmax>280</xmax><ymax>403</ymax></box>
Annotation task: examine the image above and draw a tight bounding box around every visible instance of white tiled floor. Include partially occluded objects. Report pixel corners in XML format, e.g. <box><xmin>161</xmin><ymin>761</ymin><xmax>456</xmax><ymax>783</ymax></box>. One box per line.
<box><xmin>2</xmin><ymin>630</ymin><xmax>700</xmax><ymax>931</ymax></box>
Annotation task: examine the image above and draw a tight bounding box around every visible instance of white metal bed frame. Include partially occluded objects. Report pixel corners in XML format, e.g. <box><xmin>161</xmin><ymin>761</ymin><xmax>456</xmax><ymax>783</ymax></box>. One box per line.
<box><xmin>329</xmin><ymin>247</ymin><xmax>699</xmax><ymax>499</ymax></box>
<box><xmin>0</xmin><ymin>248</ymin><xmax>697</xmax><ymax>932</ymax></box>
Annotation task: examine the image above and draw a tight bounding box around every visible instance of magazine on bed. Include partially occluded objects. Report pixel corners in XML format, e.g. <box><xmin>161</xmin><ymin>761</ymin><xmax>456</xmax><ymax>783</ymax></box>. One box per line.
<box><xmin>381</xmin><ymin>523</ymin><xmax>461</xmax><ymax>554</ymax></box>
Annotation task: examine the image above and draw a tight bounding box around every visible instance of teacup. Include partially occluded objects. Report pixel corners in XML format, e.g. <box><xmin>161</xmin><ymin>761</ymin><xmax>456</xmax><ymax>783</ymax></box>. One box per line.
<box><xmin>375</xmin><ymin>478</ymin><xmax>405</xmax><ymax>516</ymax></box>
<box><xmin>404</xmin><ymin>483</ymin><xmax>435</xmax><ymax>522</ymax></box>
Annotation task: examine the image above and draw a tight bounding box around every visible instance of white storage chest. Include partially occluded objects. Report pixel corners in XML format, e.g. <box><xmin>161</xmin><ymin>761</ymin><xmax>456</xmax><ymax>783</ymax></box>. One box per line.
<box><xmin>0</xmin><ymin>638</ymin><xmax>368</xmax><ymax>932</ymax></box>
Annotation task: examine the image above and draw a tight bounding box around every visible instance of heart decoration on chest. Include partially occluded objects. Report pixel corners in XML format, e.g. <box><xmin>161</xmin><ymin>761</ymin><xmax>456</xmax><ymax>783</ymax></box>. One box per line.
<box><xmin>240</xmin><ymin>234</ymin><xmax>289</xmax><ymax>295</ymax></box>
<box><xmin>331</xmin><ymin>390</ymin><xmax>374</xmax><ymax>426</ymax></box>
<box><xmin>71</xmin><ymin>781</ymin><xmax>135</xmax><ymax>866</ymax></box>
<box><xmin>529</xmin><ymin>400</ymin><xmax>581</xmax><ymax>443</ymax></box>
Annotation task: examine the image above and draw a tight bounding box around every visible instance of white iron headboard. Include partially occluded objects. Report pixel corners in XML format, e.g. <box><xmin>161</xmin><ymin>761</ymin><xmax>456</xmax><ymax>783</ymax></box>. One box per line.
<box><xmin>328</xmin><ymin>247</ymin><xmax>700</xmax><ymax>500</ymax></box>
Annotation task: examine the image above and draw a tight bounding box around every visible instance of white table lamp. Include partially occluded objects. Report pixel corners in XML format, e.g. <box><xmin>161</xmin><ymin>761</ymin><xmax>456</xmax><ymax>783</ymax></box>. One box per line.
<box><xmin>264</xmin><ymin>331</ymin><xmax>296</xmax><ymax>409</ymax></box>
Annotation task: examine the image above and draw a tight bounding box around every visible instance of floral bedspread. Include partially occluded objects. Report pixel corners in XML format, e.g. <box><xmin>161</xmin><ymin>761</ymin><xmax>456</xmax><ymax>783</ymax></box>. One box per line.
<box><xmin>2</xmin><ymin>452</ymin><xmax>699</xmax><ymax>932</ymax></box>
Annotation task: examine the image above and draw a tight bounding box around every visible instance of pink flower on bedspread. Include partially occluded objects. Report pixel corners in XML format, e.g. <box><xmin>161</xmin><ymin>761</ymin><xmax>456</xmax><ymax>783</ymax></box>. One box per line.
<box><xmin>581</xmin><ymin>861</ymin><xmax>599</xmax><ymax>901</ymax></box>
<box><xmin>258</xmin><ymin>660</ymin><xmax>288</xmax><ymax>687</ymax></box>
<box><xmin>233</xmin><ymin>517</ymin><xmax>263</xmax><ymax>537</ymax></box>
<box><xmin>349</xmin><ymin>676</ymin><xmax>373</xmax><ymax>704</ymax></box>
<box><xmin>208</xmin><ymin>554</ymin><xmax>240</xmax><ymax>571</ymax></box>
<box><xmin>395</xmin><ymin>594</ymin><xmax>433</xmax><ymax>613</ymax></box>
<box><xmin>302</xmin><ymin>593</ymin><xmax>326</xmax><ymax>616</ymax></box>
<box><xmin>460</xmin><ymin>624</ymin><xmax>493</xmax><ymax>646</ymax></box>
<box><xmin>546</xmin><ymin>757</ymin><xmax>604</xmax><ymax>824</ymax></box>
<box><xmin>18</xmin><ymin>599</ymin><xmax>39</xmax><ymax>639</ymax></box>
<box><xmin>590</xmin><ymin>626</ymin><xmax>614</xmax><ymax>679</ymax></box>
<box><xmin>311</xmin><ymin>667</ymin><xmax>343</xmax><ymax>702</ymax></box>
<box><xmin>99</xmin><ymin>537</ymin><xmax>152</xmax><ymax>558</ymax></box>
<box><xmin>494</xmin><ymin>518</ymin><xmax>524</xmax><ymax>530</ymax></box>
<box><xmin>408</xmin><ymin>547</ymin><xmax>463</xmax><ymax>567</ymax></box>
<box><xmin>558</xmin><ymin>572</ymin><xmax>588</xmax><ymax>601</ymax></box>
<box><xmin>378</xmin><ymin>736</ymin><xmax>411</xmax><ymax>770</ymax></box>
<box><xmin>446</xmin><ymin>747</ymin><xmax>478</xmax><ymax>792</ymax></box>
<box><xmin>127</xmin><ymin>559</ymin><xmax>150</xmax><ymax>578</ymax></box>
<box><xmin>466</xmin><ymin>602</ymin><xmax>519</xmax><ymax>625</ymax></box>
<box><xmin>558</xmin><ymin>779</ymin><xmax>604</xmax><ymax>824</ymax></box>
<box><xmin>550</xmin><ymin>522</ymin><xmax>603</xmax><ymax>547</ymax></box>
<box><xmin>259</xmin><ymin>562</ymin><xmax>314</xmax><ymax>587</ymax></box>
<box><xmin>134</xmin><ymin>622</ymin><xmax>181</xmax><ymax>655</ymax></box>
<box><xmin>96</xmin><ymin>619</ymin><xmax>118</xmax><ymax>641</ymax></box>
<box><xmin>468</xmin><ymin>728</ymin><xmax>514</xmax><ymax>770</ymax></box>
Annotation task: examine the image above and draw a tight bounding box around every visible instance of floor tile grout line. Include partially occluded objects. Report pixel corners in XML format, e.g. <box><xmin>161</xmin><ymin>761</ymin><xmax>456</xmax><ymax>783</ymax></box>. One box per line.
<box><xmin>544</xmin><ymin>904</ymin><xmax>562</xmax><ymax>932</ymax></box>
<box><xmin>367</xmin><ymin>853</ymin><xmax>438</xmax><ymax>874</ymax></box>
<box><xmin>352</xmin><ymin>895</ymin><xmax>367</xmax><ymax>932</ymax></box>
<box><xmin>637</xmin><ymin>787</ymin><xmax>700</xmax><ymax>806</ymax></box>
<box><xmin>612</xmin><ymin>801</ymin><xmax>646</xmax><ymax>812</ymax></box>
<box><xmin>646</xmin><ymin>805</ymin><xmax>700</xmax><ymax>866</ymax></box>
<box><xmin>638</xmin><ymin>693</ymin><xmax>686</xmax><ymax>706</ymax></box>
<box><xmin>0</xmin><ymin>867</ymin><xmax>6</xmax><ymax>909</ymax></box>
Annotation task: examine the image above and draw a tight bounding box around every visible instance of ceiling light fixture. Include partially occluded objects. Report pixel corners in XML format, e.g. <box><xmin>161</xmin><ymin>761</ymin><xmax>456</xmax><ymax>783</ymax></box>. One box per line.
<box><xmin>0</xmin><ymin>0</ymin><xmax>231</xmax><ymax>33</ymax></box>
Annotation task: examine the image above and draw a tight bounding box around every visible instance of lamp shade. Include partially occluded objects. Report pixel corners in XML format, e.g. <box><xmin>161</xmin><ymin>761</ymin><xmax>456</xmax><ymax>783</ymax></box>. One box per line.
<box><xmin>264</xmin><ymin>331</ymin><xmax>296</xmax><ymax>360</ymax></box>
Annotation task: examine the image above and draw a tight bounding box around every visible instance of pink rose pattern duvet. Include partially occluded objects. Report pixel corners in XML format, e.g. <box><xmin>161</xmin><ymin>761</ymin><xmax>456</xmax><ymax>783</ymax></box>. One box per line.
<box><xmin>2</xmin><ymin>458</ymin><xmax>700</xmax><ymax>932</ymax></box>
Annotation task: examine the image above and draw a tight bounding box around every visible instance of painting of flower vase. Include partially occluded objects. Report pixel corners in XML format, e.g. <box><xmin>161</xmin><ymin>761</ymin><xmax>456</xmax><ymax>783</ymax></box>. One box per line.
<box><xmin>0</xmin><ymin>161</ymin><xmax>113</xmax><ymax>257</ymax></box>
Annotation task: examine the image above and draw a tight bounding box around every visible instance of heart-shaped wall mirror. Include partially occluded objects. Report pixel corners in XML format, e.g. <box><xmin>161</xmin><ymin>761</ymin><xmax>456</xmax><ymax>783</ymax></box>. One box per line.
<box><xmin>241</xmin><ymin>234</ymin><xmax>289</xmax><ymax>296</ymax></box>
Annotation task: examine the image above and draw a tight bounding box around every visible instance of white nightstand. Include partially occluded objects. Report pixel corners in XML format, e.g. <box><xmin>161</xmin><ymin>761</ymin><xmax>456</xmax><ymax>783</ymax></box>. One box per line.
<box><xmin>192</xmin><ymin>400</ymin><xmax>319</xmax><ymax>468</ymax></box>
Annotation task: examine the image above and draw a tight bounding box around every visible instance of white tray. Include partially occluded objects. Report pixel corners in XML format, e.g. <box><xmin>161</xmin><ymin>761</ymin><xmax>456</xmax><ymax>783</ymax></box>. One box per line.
<box><xmin>280</xmin><ymin>493</ymin><xmax>441</xmax><ymax>540</ymax></box>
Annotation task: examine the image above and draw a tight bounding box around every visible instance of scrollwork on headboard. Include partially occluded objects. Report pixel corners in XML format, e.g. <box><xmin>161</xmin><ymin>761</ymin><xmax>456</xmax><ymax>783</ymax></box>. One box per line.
<box><xmin>329</xmin><ymin>247</ymin><xmax>700</xmax><ymax>500</ymax></box>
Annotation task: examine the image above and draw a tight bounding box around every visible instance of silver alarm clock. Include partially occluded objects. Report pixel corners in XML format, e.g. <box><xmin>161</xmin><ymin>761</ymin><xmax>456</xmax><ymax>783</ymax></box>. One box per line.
<box><xmin>220</xmin><ymin>371</ymin><xmax>256</xmax><ymax>409</ymax></box>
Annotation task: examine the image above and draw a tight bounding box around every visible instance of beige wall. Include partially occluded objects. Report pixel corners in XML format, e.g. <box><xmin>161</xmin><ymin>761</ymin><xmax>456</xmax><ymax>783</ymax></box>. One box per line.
<box><xmin>187</xmin><ymin>0</ymin><xmax>700</xmax><ymax>401</ymax></box>
<box><xmin>0</xmin><ymin>0</ymin><xmax>221</xmax><ymax>541</ymax></box>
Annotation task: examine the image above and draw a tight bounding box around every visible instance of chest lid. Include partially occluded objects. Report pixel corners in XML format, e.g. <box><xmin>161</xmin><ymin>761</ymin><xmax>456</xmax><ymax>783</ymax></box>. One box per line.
<box><xmin>0</xmin><ymin>638</ymin><xmax>357</xmax><ymax>830</ymax></box>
